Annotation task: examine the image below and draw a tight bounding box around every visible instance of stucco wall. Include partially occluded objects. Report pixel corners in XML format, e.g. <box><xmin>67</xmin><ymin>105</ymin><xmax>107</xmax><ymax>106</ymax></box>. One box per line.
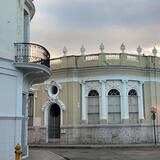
<box><xmin>34</xmin><ymin>84</ymin><xmax>48</xmax><ymax>126</ymax></box>
<box><xmin>60</xmin><ymin>82</ymin><xmax>80</xmax><ymax>125</ymax></box>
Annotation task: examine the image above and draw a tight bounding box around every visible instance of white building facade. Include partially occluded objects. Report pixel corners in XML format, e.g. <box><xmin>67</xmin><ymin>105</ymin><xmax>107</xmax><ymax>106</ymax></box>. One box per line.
<box><xmin>0</xmin><ymin>0</ymin><xmax>50</xmax><ymax>159</ymax></box>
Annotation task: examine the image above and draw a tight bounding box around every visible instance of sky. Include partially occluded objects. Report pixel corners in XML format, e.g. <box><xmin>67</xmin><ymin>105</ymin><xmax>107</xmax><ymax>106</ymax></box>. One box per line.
<box><xmin>30</xmin><ymin>0</ymin><xmax>160</xmax><ymax>58</ymax></box>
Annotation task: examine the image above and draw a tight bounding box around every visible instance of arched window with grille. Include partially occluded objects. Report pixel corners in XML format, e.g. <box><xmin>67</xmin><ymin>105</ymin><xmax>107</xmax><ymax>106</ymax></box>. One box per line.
<box><xmin>108</xmin><ymin>89</ymin><xmax>121</xmax><ymax>124</ymax></box>
<box><xmin>88</xmin><ymin>89</ymin><xmax>99</xmax><ymax>124</ymax></box>
<box><xmin>128</xmin><ymin>89</ymin><xmax>138</xmax><ymax>124</ymax></box>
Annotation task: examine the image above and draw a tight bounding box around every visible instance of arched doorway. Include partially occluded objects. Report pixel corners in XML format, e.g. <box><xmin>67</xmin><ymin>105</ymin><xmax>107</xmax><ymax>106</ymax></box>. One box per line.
<box><xmin>48</xmin><ymin>103</ymin><xmax>60</xmax><ymax>139</ymax></box>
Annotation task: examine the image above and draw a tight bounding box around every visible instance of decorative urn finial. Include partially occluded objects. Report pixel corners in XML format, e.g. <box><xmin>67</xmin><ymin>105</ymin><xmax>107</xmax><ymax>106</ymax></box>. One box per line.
<box><xmin>63</xmin><ymin>46</ymin><xmax>68</xmax><ymax>56</ymax></box>
<box><xmin>80</xmin><ymin>45</ymin><xmax>85</xmax><ymax>55</ymax></box>
<box><xmin>120</xmin><ymin>43</ymin><xmax>126</xmax><ymax>53</ymax></box>
<box><xmin>99</xmin><ymin>43</ymin><xmax>105</xmax><ymax>53</ymax></box>
<box><xmin>152</xmin><ymin>47</ymin><xmax>157</xmax><ymax>56</ymax></box>
<box><xmin>137</xmin><ymin>45</ymin><xmax>142</xmax><ymax>55</ymax></box>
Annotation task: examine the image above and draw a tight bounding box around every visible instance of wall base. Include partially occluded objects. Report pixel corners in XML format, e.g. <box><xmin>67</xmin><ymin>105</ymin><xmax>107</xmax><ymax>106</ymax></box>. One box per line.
<box><xmin>28</xmin><ymin>126</ymin><xmax>46</xmax><ymax>144</ymax></box>
<box><xmin>60</xmin><ymin>124</ymin><xmax>160</xmax><ymax>144</ymax></box>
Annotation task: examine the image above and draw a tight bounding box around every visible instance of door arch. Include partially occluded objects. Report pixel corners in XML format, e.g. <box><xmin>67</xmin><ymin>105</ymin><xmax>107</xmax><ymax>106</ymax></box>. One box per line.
<box><xmin>48</xmin><ymin>103</ymin><xmax>60</xmax><ymax>138</ymax></box>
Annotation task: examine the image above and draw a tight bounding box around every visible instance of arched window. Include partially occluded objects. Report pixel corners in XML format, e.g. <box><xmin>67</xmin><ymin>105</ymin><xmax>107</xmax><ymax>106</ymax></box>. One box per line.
<box><xmin>88</xmin><ymin>89</ymin><xmax>99</xmax><ymax>96</ymax></box>
<box><xmin>88</xmin><ymin>90</ymin><xmax>99</xmax><ymax>124</ymax></box>
<box><xmin>128</xmin><ymin>89</ymin><xmax>138</xmax><ymax>124</ymax></box>
<box><xmin>108</xmin><ymin>89</ymin><xmax>121</xmax><ymax>124</ymax></box>
<box><xmin>108</xmin><ymin>89</ymin><xmax>120</xmax><ymax>96</ymax></box>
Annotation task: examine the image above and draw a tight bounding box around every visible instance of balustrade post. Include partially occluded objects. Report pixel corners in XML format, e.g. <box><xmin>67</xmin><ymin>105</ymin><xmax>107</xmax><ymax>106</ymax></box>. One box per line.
<box><xmin>15</xmin><ymin>144</ymin><xmax>22</xmax><ymax>160</ymax></box>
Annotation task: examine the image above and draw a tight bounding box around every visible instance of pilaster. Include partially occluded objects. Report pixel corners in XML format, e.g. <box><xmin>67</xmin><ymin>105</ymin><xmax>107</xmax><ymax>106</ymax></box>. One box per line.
<box><xmin>138</xmin><ymin>81</ymin><xmax>144</xmax><ymax>123</ymax></box>
<box><xmin>100</xmin><ymin>80</ymin><xmax>107</xmax><ymax>124</ymax></box>
<box><xmin>122</xmin><ymin>80</ymin><xmax>129</xmax><ymax>124</ymax></box>
<box><xmin>81</xmin><ymin>80</ymin><xmax>87</xmax><ymax>124</ymax></box>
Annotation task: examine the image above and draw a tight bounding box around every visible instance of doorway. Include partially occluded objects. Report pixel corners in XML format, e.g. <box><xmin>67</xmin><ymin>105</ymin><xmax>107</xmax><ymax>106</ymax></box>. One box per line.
<box><xmin>48</xmin><ymin>103</ymin><xmax>60</xmax><ymax>139</ymax></box>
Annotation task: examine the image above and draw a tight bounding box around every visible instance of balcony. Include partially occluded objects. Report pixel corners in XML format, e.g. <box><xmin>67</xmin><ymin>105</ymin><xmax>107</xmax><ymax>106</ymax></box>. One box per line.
<box><xmin>14</xmin><ymin>43</ymin><xmax>51</xmax><ymax>85</ymax></box>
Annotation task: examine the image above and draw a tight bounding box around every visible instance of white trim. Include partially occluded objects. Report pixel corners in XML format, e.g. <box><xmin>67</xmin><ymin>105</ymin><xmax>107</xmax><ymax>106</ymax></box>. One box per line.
<box><xmin>54</xmin><ymin>75</ymin><xmax>160</xmax><ymax>83</ymax></box>
<box><xmin>100</xmin><ymin>80</ymin><xmax>107</xmax><ymax>120</ymax></box>
<box><xmin>122</xmin><ymin>80</ymin><xmax>129</xmax><ymax>119</ymax></box>
<box><xmin>82</xmin><ymin>79</ymin><xmax>145</xmax><ymax>124</ymax></box>
<box><xmin>0</xmin><ymin>116</ymin><xmax>23</xmax><ymax>120</ymax></box>
<box><xmin>42</xmin><ymin>99</ymin><xmax>65</xmax><ymax>143</ymax></box>
<box><xmin>138</xmin><ymin>82</ymin><xmax>144</xmax><ymax>120</ymax></box>
<box><xmin>81</xmin><ymin>81</ymin><xmax>87</xmax><ymax>121</ymax></box>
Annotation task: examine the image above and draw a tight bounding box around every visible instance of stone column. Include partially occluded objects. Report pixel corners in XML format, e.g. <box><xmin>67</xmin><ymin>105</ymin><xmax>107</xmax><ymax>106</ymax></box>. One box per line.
<box><xmin>81</xmin><ymin>81</ymin><xmax>87</xmax><ymax>124</ymax></box>
<box><xmin>100</xmin><ymin>80</ymin><xmax>107</xmax><ymax>123</ymax></box>
<box><xmin>122</xmin><ymin>80</ymin><xmax>129</xmax><ymax>124</ymax></box>
<box><xmin>138</xmin><ymin>81</ymin><xmax>144</xmax><ymax>123</ymax></box>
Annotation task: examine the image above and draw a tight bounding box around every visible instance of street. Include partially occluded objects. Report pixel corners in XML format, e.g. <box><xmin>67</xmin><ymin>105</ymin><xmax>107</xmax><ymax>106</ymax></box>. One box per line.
<box><xmin>48</xmin><ymin>147</ymin><xmax>160</xmax><ymax>160</ymax></box>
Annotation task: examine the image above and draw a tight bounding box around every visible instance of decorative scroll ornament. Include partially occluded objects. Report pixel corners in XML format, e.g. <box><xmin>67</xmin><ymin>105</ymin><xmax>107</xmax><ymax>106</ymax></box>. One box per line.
<box><xmin>127</xmin><ymin>81</ymin><xmax>138</xmax><ymax>92</ymax></box>
<box><xmin>63</xmin><ymin>46</ymin><xmax>68</xmax><ymax>56</ymax></box>
<box><xmin>80</xmin><ymin>45</ymin><xmax>85</xmax><ymax>55</ymax></box>
<box><xmin>152</xmin><ymin>47</ymin><xmax>157</xmax><ymax>56</ymax></box>
<box><xmin>86</xmin><ymin>81</ymin><xmax>101</xmax><ymax>96</ymax></box>
<box><xmin>106</xmin><ymin>81</ymin><xmax>122</xmax><ymax>94</ymax></box>
<box><xmin>99</xmin><ymin>43</ymin><xmax>105</xmax><ymax>53</ymax></box>
<box><xmin>120</xmin><ymin>43</ymin><xmax>126</xmax><ymax>53</ymax></box>
<box><xmin>137</xmin><ymin>45</ymin><xmax>142</xmax><ymax>55</ymax></box>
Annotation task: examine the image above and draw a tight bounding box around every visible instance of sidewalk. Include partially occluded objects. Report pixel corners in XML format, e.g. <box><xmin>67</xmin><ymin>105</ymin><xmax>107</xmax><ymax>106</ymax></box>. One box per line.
<box><xmin>29</xmin><ymin>149</ymin><xmax>65</xmax><ymax>160</ymax></box>
<box><xmin>30</xmin><ymin>143</ymin><xmax>160</xmax><ymax>149</ymax></box>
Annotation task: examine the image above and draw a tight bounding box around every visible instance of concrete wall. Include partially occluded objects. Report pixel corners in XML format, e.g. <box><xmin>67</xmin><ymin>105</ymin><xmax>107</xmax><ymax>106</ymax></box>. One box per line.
<box><xmin>60</xmin><ymin>125</ymin><xmax>159</xmax><ymax>144</ymax></box>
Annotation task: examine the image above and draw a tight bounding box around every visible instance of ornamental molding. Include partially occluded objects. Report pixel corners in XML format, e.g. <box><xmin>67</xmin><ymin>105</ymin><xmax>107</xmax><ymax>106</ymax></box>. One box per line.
<box><xmin>42</xmin><ymin>80</ymin><xmax>66</xmax><ymax>111</ymax></box>
<box><xmin>42</xmin><ymin>97</ymin><xmax>66</xmax><ymax>112</ymax></box>
<box><xmin>127</xmin><ymin>81</ymin><xmax>138</xmax><ymax>93</ymax></box>
<box><xmin>106</xmin><ymin>80</ymin><xmax>122</xmax><ymax>94</ymax></box>
<box><xmin>86</xmin><ymin>81</ymin><xmax>101</xmax><ymax>96</ymax></box>
<box><xmin>47</xmin><ymin>80</ymin><xmax>62</xmax><ymax>99</ymax></box>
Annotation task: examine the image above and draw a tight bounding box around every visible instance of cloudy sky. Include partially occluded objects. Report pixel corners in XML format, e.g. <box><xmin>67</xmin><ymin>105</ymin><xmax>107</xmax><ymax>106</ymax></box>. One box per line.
<box><xmin>31</xmin><ymin>0</ymin><xmax>160</xmax><ymax>58</ymax></box>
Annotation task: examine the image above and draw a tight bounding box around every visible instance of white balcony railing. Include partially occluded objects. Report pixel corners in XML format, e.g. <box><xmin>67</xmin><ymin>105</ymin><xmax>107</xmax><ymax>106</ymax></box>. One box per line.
<box><xmin>85</xmin><ymin>55</ymin><xmax>99</xmax><ymax>61</ymax></box>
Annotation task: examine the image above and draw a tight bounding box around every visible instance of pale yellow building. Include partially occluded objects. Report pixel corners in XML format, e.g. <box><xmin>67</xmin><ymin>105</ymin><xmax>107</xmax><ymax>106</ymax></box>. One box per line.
<box><xmin>29</xmin><ymin>45</ymin><xmax>160</xmax><ymax>144</ymax></box>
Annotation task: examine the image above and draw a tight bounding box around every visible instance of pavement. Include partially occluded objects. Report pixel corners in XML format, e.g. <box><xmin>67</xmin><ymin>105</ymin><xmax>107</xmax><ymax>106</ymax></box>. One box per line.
<box><xmin>29</xmin><ymin>149</ymin><xmax>65</xmax><ymax>160</ymax></box>
<box><xmin>29</xmin><ymin>144</ymin><xmax>160</xmax><ymax>160</ymax></box>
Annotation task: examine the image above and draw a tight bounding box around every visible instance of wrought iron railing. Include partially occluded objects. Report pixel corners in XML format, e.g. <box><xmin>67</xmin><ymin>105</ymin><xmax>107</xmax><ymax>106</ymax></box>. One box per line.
<box><xmin>14</xmin><ymin>43</ymin><xmax>50</xmax><ymax>67</ymax></box>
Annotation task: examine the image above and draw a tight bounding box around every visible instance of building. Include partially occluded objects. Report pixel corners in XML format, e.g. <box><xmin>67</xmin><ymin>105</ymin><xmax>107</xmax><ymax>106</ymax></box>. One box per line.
<box><xmin>29</xmin><ymin>44</ymin><xmax>160</xmax><ymax>145</ymax></box>
<box><xmin>0</xmin><ymin>0</ymin><xmax>50</xmax><ymax>159</ymax></box>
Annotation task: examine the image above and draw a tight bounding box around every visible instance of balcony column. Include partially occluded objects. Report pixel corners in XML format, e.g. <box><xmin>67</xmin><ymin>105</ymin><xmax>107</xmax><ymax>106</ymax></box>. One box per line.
<box><xmin>24</xmin><ymin>12</ymin><xmax>30</xmax><ymax>42</ymax></box>
<box><xmin>81</xmin><ymin>81</ymin><xmax>87</xmax><ymax>124</ymax></box>
<box><xmin>100</xmin><ymin>80</ymin><xmax>107</xmax><ymax>123</ymax></box>
<box><xmin>138</xmin><ymin>81</ymin><xmax>144</xmax><ymax>123</ymax></box>
<box><xmin>122</xmin><ymin>80</ymin><xmax>129</xmax><ymax>124</ymax></box>
<box><xmin>44</xmin><ymin>106</ymin><xmax>49</xmax><ymax>143</ymax></box>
